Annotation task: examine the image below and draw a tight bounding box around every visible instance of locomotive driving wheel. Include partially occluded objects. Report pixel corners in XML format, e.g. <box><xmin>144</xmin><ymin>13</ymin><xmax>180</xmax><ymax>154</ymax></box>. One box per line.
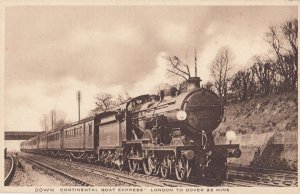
<box><xmin>175</xmin><ymin>157</ymin><xmax>190</xmax><ymax>181</ymax></box>
<box><xmin>67</xmin><ymin>154</ymin><xmax>72</xmax><ymax>162</ymax></box>
<box><xmin>114</xmin><ymin>154</ymin><xmax>124</xmax><ymax>171</ymax></box>
<box><xmin>160</xmin><ymin>156</ymin><xmax>171</xmax><ymax>178</ymax></box>
<box><xmin>143</xmin><ymin>156</ymin><xmax>156</xmax><ymax>175</ymax></box>
<box><xmin>128</xmin><ymin>146</ymin><xmax>141</xmax><ymax>173</ymax></box>
<box><xmin>128</xmin><ymin>159</ymin><xmax>139</xmax><ymax>173</ymax></box>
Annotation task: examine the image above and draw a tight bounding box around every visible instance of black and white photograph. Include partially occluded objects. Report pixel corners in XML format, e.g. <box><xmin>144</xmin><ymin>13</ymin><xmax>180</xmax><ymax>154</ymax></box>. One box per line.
<box><xmin>1</xmin><ymin>0</ymin><xmax>298</xmax><ymax>193</ymax></box>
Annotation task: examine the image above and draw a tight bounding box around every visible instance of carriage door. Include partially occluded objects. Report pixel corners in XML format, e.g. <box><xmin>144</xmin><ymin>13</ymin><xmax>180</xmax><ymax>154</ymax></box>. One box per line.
<box><xmin>94</xmin><ymin>124</ymin><xmax>99</xmax><ymax>150</ymax></box>
<box><xmin>60</xmin><ymin>129</ymin><xmax>64</xmax><ymax>149</ymax></box>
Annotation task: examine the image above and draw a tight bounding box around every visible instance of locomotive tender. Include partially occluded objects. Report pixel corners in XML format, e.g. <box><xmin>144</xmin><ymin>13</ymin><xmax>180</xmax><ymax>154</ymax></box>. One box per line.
<box><xmin>21</xmin><ymin>77</ymin><xmax>241</xmax><ymax>182</ymax></box>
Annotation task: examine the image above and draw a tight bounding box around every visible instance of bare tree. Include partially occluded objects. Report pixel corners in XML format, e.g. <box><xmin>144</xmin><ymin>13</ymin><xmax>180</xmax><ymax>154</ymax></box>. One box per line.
<box><xmin>209</xmin><ymin>46</ymin><xmax>234</xmax><ymax>104</ymax></box>
<box><xmin>55</xmin><ymin>119</ymin><xmax>70</xmax><ymax>129</ymax></box>
<box><xmin>40</xmin><ymin>114</ymin><xmax>48</xmax><ymax>132</ymax></box>
<box><xmin>203</xmin><ymin>81</ymin><xmax>214</xmax><ymax>91</ymax></box>
<box><xmin>265</xmin><ymin>19</ymin><xmax>298</xmax><ymax>91</ymax></box>
<box><xmin>90</xmin><ymin>92</ymin><xmax>130</xmax><ymax>115</ymax></box>
<box><xmin>230</xmin><ymin>69</ymin><xmax>255</xmax><ymax>101</ymax></box>
<box><xmin>250</xmin><ymin>56</ymin><xmax>276</xmax><ymax>96</ymax></box>
<box><xmin>116</xmin><ymin>92</ymin><xmax>131</xmax><ymax>104</ymax></box>
<box><xmin>39</xmin><ymin>109</ymin><xmax>69</xmax><ymax>131</ymax></box>
<box><xmin>92</xmin><ymin>93</ymin><xmax>117</xmax><ymax>113</ymax></box>
<box><xmin>282</xmin><ymin>19</ymin><xmax>298</xmax><ymax>70</ymax></box>
<box><xmin>164</xmin><ymin>51</ymin><xmax>201</xmax><ymax>92</ymax></box>
<box><xmin>164</xmin><ymin>56</ymin><xmax>191</xmax><ymax>81</ymax></box>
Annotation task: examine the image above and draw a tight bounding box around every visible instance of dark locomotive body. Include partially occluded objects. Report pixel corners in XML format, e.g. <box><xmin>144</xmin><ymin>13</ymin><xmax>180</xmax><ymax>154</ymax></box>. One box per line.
<box><xmin>20</xmin><ymin>77</ymin><xmax>241</xmax><ymax>182</ymax></box>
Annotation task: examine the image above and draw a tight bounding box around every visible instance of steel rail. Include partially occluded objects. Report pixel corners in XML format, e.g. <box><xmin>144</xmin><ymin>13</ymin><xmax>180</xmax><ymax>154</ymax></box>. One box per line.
<box><xmin>19</xmin><ymin>155</ymin><xmax>94</xmax><ymax>186</ymax></box>
<box><xmin>4</xmin><ymin>154</ymin><xmax>16</xmax><ymax>186</ymax></box>
<box><xmin>48</xmin><ymin>158</ymin><xmax>190</xmax><ymax>187</ymax></box>
<box><xmin>20</xmin><ymin>154</ymin><xmax>162</xmax><ymax>187</ymax></box>
<box><xmin>228</xmin><ymin>164</ymin><xmax>297</xmax><ymax>174</ymax></box>
<box><xmin>228</xmin><ymin>165</ymin><xmax>298</xmax><ymax>187</ymax></box>
<box><xmin>21</xmin><ymin>153</ymin><xmax>201</xmax><ymax>187</ymax></box>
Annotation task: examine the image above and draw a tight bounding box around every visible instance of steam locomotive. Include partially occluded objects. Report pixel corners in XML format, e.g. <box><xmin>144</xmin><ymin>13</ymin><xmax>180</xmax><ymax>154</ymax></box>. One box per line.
<box><xmin>20</xmin><ymin>77</ymin><xmax>241</xmax><ymax>182</ymax></box>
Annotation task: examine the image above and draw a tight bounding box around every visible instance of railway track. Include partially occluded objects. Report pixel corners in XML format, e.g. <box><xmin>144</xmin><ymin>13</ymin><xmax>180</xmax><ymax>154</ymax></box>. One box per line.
<box><xmin>227</xmin><ymin>165</ymin><xmax>298</xmax><ymax>187</ymax></box>
<box><xmin>18</xmin><ymin>155</ymin><xmax>94</xmax><ymax>186</ymax></box>
<box><xmin>19</xmin><ymin>153</ymin><xmax>297</xmax><ymax>187</ymax></box>
<box><xmin>223</xmin><ymin>178</ymin><xmax>287</xmax><ymax>187</ymax></box>
<box><xmin>19</xmin><ymin>153</ymin><xmax>200</xmax><ymax>187</ymax></box>
<box><xmin>4</xmin><ymin>154</ymin><xmax>17</xmax><ymax>186</ymax></box>
<box><xmin>79</xmin><ymin>161</ymin><xmax>201</xmax><ymax>187</ymax></box>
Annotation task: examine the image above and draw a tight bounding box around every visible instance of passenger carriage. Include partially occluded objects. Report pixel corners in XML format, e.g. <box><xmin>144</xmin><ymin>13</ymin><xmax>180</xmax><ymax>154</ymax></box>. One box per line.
<box><xmin>47</xmin><ymin>130</ymin><xmax>61</xmax><ymax>156</ymax></box>
<box><xmin>38</xmin><ymin>133</ymin><xmax>48</xmax><ymax>154</ymax></box>
<box><xmin>62</xmin><ymin>116</ymin><xmax>96</xmax><ymax>161</ymax></box>
<box><xmin>20</xmin><ymin>136</ymin><xmax>39</xmax><ymax>153</ymax></box>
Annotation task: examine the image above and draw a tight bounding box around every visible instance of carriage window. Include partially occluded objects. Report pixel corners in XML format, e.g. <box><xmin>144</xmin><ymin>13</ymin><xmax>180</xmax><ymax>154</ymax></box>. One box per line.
<box><xmin>89</xmin><ymin>124</ymin><xmax>92</xmax><ymax>136</ymax></box>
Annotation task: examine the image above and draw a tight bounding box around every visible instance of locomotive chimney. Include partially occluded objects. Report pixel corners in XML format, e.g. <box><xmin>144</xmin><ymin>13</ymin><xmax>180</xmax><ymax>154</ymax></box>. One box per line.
<box><xmin>187</xmin><ymin>77</ymin><xmax>201</xmax><ymax>90</ymax></box>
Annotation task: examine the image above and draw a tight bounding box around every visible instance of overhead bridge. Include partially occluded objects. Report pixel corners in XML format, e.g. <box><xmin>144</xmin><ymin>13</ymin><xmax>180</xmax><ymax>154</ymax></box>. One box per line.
<box><xmin>5</xmin><ymin>131</ymin><xmax>43</xmax><ymax>140</ymax></box>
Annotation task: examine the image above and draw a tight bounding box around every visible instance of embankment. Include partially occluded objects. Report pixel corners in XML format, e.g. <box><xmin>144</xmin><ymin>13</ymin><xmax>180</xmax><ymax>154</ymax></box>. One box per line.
<box><xmin>213</xmin><ymin>92</ymin><xmax>298</xmax><ymax>170</ymax></box>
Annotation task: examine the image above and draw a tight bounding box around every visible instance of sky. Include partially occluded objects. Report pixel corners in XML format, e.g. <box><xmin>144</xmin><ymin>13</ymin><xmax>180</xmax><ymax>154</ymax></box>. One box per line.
<box><xmin>4</xmin><ymin>5</ymin><xmax>297</xmax><ymax>132</ymax></box>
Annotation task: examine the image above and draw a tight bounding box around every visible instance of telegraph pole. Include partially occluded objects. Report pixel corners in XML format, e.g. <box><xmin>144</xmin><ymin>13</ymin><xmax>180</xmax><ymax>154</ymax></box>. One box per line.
<box><xmin>54</xmin><ymin>108</ymin><xmax>56</xmax><ymax>129</ymax></box>
<box><xmin>194</xmin><ymin>49</ymin><xmax>197</xmax><ymax>77</ymax></box>
<box><xmin>51</xmin><ymin>109</ymin><xmax>54</xmax><ymax>130</ymax></box>
<box><xmin>44</xmin><ymin>115</ymin><xmax>47</xmax><ymax>132</ymax></box>
<box><xmin>77</xmin><ymin>91</ymin><xmax>81</xmax><ymax>121</ymax></box>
